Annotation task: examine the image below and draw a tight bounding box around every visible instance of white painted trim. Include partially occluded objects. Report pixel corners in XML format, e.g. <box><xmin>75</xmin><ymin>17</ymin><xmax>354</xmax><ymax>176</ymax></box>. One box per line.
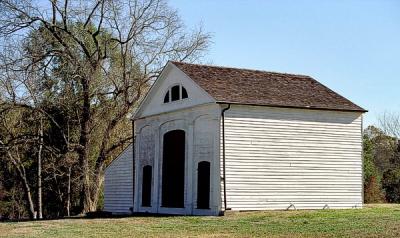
<box><xmin>153</xmin><ymin>123</ymin><xmax>161</xmax><ymax>213</ymax></box>
<box><xmin>187</xmin><ymin>123</ymin><xmax>194</xmax><ymax>214</ymax></box>
<box><xmin>133</xmin><ymin>104</ymin><xmax>221</xmax><ymax>215</ymax></box>
<box><xmin>158</xmin><ymin>120</ymin><xmax>189</xmax><ymax>213</ymax></box>
<box><xmin>133</xmin><ymin>61</ymin><xmax>216</xmax><ymax>119</ymax></box>
<box><xmin>360</xmin><ymin>114</ymin><xmax>364</xmax><ymax>206</ymax></box>
<box><xmin>132</xmin><ymin>63</ymin><xmax>173</xmax><ymax>119</ymax></box>
<box><xmin>134</xmin><ymin>138</ymin><xmax>140</xmax><ymax>212</ymax></box>
<box><xmin>191</xmin><ymin>114</ymin><xmax>220</xmax><ymax>215</ymax></box>
<box><xmin>135</xmin><ymin>102</ymin><xmax>216</xmax><ymax>120</ymax></box>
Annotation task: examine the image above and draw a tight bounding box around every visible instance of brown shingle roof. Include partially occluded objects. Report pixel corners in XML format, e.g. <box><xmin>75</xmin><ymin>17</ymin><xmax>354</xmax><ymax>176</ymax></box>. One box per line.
<box><xmin>172</xmin><ymin>61</ymin><xmax>366</xmax><ymax>112</ymax></box>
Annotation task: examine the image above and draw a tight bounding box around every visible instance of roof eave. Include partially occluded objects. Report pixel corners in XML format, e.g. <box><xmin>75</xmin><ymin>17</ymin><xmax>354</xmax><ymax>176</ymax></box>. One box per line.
<box><xmin>215</xmin><ymin>101</ymin><xmax>368</xmax><ymax>113</ymax></box>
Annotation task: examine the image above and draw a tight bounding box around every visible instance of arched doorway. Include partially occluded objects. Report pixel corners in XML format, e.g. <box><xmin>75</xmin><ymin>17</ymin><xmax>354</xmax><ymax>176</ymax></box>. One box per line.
<box><xmin>197</xmin><ymin>161</ymin><xmax>211</xmax><ymax>209</ymax></box>
<box><xmin>161</xmin><ymin>130</ymin><xmax>185</xmax><ymax>208</ymax></box>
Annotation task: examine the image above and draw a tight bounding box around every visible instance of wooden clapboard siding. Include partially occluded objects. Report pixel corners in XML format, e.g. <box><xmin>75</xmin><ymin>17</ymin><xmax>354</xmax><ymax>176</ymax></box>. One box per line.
<box><xmin>221</xmin><ymin>105</ymin><xmax>363</xmax><ymax>210</ymax></box>
<box><xmin>104</xmin><ymin>144</ymin><xmax>134</xmax><ymax>214</ymax></box>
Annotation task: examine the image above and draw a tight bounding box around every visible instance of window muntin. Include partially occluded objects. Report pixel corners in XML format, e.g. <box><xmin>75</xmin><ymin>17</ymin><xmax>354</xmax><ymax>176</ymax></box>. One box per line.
<box><xmin>163</xmin><ymin>85</ymin><xmax>188</xmax><ymax>103</ymax></box>
<box><xmin>171</xmin><ymin>85</ymin><xmax>180</xmax><ymax>101</ymax></box>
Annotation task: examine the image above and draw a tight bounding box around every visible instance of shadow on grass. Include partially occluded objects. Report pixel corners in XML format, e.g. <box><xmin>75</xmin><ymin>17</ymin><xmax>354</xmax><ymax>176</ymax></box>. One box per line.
<box><xmin>1</xmin><ymin>211</ymin><xmax>194</xmax><ymax>223</ymax></box>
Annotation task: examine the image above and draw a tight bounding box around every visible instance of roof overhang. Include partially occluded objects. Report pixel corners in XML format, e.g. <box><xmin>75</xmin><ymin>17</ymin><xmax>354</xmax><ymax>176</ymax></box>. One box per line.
<box><xmin>215</xmin><ymin>101</ymin><xmax>368</xmax><ymax>113</ymax></box>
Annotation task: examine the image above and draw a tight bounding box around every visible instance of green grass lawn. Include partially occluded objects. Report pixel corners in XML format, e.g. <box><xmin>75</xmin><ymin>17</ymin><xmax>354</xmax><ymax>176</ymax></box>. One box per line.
<box><xmin>1</xmin><ymin>204</ymin><xmax>400</xmax><ymax>238</ymax></box>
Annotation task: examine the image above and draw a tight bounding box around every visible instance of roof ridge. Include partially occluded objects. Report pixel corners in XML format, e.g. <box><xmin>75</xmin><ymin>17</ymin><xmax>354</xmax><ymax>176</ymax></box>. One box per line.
<box><xmin>170</xmin><ymin>61</ymin><xmax>312</xmax><ymax>78</ymax></box>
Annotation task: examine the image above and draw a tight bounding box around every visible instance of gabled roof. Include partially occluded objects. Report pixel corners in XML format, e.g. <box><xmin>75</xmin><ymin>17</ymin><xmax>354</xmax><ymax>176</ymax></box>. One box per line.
<box><xmin>172</xmin><ymin>61</ymin><xmax>366</xmax><ymax>112</ymax></box>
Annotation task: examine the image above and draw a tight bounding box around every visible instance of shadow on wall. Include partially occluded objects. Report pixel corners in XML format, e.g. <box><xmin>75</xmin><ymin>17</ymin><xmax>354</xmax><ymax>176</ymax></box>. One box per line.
<box><xmin>227</xmin><ymin>106</ymin><xmax>362</xmax><ymax>125</ymax></box>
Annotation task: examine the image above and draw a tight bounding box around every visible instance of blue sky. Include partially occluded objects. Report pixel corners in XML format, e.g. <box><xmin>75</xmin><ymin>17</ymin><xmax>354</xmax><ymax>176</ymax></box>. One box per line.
<box><xmin>169</xmin><ymin>0</ymin><xmax>400</xmax><ymax>126</ymax></box>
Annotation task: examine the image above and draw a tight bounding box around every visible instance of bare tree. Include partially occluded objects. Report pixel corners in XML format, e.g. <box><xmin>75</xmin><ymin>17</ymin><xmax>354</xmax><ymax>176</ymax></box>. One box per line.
<box><xmin>378</xmin><ymin>111</ymin><xmax>400</xmax><ymax>166</ymax></box>
<box><xmin>0</xmin><ymin>0</ymin><xmax>210</xmax><ymax>213</ymax></box>
<box><xmin>0</xmin><ymin>37</ymin><xmax>50</xmax><ymax>219</ymax></box>
<box><xmin>0</xmin><ymin>108</ymin><xmax>38</xmax><ymax>219</ymax></box>
<box><xmin>379</xmin><ymin>111</ymin><xmax>400</xmax><ymax>139</ymax></box>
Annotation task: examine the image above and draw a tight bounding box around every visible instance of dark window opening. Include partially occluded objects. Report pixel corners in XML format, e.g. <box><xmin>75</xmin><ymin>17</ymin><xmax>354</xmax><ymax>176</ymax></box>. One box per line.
<box><xmin>163</xmin><ymin>85</ymin><xmax>189</xmax><ymax>103</ymax></box>
<box><xmin>171</xmin><ymin>85</ymin><xmax>180</xmax><ymax>101</ymax></box>
<box><xmin>142</xmin><ymin>165</ymin><xmax>152</xmax><ymax>207</ymax></box>
<box><xmin>182</xmin><ymin>87</ymin><xmax>188</xmax><ymax>99</ymax></box>
<box><xmin>161</xmin><ymin>130</ymin><xmax>185</xmax><ymax>208</ymax></box>
<box><xmin>197</xmin><ymin>161</ymin><xmax>210</xmax><ymax>209</ymax></box>
<box><xmin>163</xmin><ymin>91</ymin><xmax>170</xmax><ymax>103</ymax></box>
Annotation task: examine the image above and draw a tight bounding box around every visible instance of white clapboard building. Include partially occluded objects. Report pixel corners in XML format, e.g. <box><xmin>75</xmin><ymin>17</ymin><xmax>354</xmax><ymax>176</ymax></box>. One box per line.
<box><xmin>104</xmin><ymin>61</ymin><xmax>366</xmax><ymax>215</ymax></box>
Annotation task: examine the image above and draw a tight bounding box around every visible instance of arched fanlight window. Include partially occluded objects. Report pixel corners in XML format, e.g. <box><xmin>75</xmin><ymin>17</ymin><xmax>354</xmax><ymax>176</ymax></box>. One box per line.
<box><xmin>163</xmin><ymin>91</ymin><xmax>170</xmax><ymax>103</ymax></box>
<box><xmin>182</xmin><ymin>87</ymin><xmax>188</xmax><ymax>99</ymax></box>
<box><xmin>163</xmin><ymin>85</ymin><xmax>188</xmax><ymax>103</ymax></box>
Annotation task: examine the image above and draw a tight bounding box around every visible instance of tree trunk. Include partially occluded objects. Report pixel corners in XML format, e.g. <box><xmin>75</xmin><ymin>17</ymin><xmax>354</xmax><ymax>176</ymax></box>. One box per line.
<box><xmin>78</xmin><ymin>76</ymin><xmax>93</xmax><ymax>213</ymax></box>
<box><xmin>37</xmin><ymin>117</ymin><xmax>43</xmax><ymax>219</ymax></box>
<box><xmin>67</xmin><ymin>166</ymin><xmax>71</xmax><ymax>217</ymax></box>
<box><xmin>17</xmin><ymin>165</ymin><xmax>36</xmax><ymax>220</ymax></box>
<box><xmin>6</xmin><ymin>151</ymin><xmax>37</xmax><ymax>220</ymax></box>
<box><xmin>90</xmin><ymin>164</ymin><xmax>106</xmax><ymax>211</ymax></box>
<box><xmin>81</xmin><ymin>148</ymin><xmax>92</xmax><ymax>213</ymax></box>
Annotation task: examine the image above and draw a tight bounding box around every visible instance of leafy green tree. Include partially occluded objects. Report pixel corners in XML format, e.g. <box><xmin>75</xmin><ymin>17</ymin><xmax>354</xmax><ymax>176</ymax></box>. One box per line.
<box><xmin>363</xmin><ymin>133</ymin><xmax>385</xmax><ymax>203</ymax></box>
<box><xmin>363</xmin><ymin>123</ymin><xmax>400</xmax><ymax>203</ymax></box>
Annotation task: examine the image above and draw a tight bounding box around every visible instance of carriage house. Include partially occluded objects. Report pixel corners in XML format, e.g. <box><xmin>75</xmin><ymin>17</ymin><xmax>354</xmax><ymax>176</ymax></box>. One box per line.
<box><xmin>104</xmin><ymin>61</ymin><xmax>366</xmax><ymax>216</ymax></box>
